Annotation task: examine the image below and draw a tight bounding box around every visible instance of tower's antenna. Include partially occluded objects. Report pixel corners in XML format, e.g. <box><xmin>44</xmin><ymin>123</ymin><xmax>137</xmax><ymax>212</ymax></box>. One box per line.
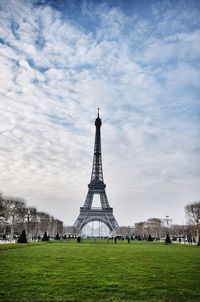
<box><xmin>97</xmin><ymin>108</ymin><xmax>100</xmax><ymax>117</ymax></box>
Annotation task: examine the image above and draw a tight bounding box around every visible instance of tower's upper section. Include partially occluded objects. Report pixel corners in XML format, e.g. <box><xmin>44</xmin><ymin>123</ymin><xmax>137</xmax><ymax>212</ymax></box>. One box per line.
<box><xmin>90</xmin><ymin>109</ymin><xmax>104</xmax><ymax>184</ymax></box>
<box><xmin>95</xmin><ymin>108</ymin><xmax>102</xmax><ymax>127</ymax></box>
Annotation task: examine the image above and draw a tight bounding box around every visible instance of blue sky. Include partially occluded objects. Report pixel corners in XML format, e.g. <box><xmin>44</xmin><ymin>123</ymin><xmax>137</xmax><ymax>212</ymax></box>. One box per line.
<box><xmin>0</xmin><ymin>0</ymin><xmax>199</xmax><ymax>226</ymax></box>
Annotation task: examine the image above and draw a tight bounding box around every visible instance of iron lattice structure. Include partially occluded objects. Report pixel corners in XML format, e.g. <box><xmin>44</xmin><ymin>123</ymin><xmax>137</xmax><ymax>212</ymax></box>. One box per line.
<box><xmin>74</xmin><ymin>110</ymin><xmax>119</xmax><ymax>232</ymax></box>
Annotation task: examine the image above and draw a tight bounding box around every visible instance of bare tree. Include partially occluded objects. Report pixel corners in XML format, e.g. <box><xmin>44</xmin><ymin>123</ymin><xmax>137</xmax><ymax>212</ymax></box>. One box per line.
<box><xmin>0</xmin><ymin>193</ymin><xmax>3</xmax><ymax>210</ymax></box>
<box><xmin>48</xmin><ymin>216</ymin><xmax>55</xmax><ymax>238</ymax></box>
<box><xmin>37</xmin><ymin>211</ymin><xmax>50</xmax><ymax>236</ymax></box>
<box><xmin>4</xmin><ymin>197</ymin><xmax>25</xmax><ymax>239</ymax></box>
<box><xmin>64</xmin><ymin>226</ymin><xmax>79</xmax><ymax>236</ymax></box>
<box><xmin>0</xmin><ymin>193</ymin><xmax>7</xmax><ymax>236</ymax></box>
<box><xmin>185</xmin><ymin>201</ymin><xmax>200</xmax><ymax>241</ymax></box>
<box><xmin>170</xmin><ymin>224</ymin><xmax>186</xmax><ymax>237</ymax></box>
<box><xmin>134</xmin><ymin>222</ymin><xmax>145</xmax><ymax>237</ymax></box>
<box><xmin>0</xmin><ymin>193</ymin><xmax>5</xmax><ymax>223</ymax></box>
<box><xmin>24</xmin><ymin>207</ymin><xmax>37</xmax><ymax>239</ymax></box>
<box><xmin>54</xmin><ymin>219</ymin><xmax>63</xmax><ymax>236</ymax></box>
<box><xmin>0</xmin><ymin>192</ymin><xmax>64</xmax><ymax>240</ymax></box>
<box><xmin>116</xmin><ymin>226</ymin><xmax>133</xmax><ymax>237</ymax></box>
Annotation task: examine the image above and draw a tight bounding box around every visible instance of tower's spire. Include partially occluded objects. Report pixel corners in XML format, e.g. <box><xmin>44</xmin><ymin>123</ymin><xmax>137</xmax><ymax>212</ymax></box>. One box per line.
<box><xmin>92</xmin><ymin>109</ymin><xmax>103</xmax><ymax>182</ymax></box>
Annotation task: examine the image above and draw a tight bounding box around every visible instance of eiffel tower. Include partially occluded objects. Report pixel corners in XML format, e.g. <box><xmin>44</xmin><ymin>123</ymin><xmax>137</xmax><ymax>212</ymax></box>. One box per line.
<box><xmin>74</xmin><ymin>110</ymin><xmax>119</xmax><ymax>232</ymax></box>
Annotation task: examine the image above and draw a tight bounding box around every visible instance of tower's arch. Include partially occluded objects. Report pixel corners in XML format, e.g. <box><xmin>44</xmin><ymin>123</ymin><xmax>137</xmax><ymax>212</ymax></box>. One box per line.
<box><xmin>78</xmin><ymin>217</ymin><xmax>114</xmax><ymax>232</ymax></box>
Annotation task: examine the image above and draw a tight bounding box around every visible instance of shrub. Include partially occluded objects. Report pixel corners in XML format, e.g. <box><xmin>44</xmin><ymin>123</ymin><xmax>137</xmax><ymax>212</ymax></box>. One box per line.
<box><xmin>148</xmin><ymin>234</ymin><xmax>153</xmax><ymax>241</ymax></box>
<box><xmin>55</xmin><ymin>233</ymin><xmax>60</xmax><ymax>240</ymax></box>
<box><xmin>17</xmin><ymin>230</ymin><xmax>28</xmax><ymax>243</ymax></box>
<box><xmin>41</xmin><ymin>232</ymin><xmax>49</xmax><ymax>241</ymax></box>
<box><xmin>165</xmin><ymin>234</ymin><xmax>171</xmax><ymax>244</ymax></box>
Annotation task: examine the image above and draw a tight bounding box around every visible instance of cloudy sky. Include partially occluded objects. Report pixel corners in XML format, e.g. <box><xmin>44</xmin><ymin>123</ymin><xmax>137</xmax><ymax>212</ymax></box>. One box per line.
<box><xmin>0</xmin><ymin>0</ymin><xmax>199</xmax><ymax>227</ymax></box>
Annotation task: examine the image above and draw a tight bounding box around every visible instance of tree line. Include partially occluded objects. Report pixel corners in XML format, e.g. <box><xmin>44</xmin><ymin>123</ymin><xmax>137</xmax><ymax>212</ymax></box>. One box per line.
<box><xmin>133</xmin><ymin>201</ymin><xmax>200</xmax><ymax>242</ymax></box>
<box><xmin>117</xmin><ymin>201</ymin><xmax>200</xmax><ymax>243</ymax></box>
<box><xmin>0</xmin><ymin>192</ymin><xmax>63</xmax><ymax>240</ymax></box>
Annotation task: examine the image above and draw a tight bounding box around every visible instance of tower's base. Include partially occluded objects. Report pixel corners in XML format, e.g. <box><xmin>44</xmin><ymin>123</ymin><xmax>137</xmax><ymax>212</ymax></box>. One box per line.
<box><xmin>74</xmin><ymin>207</ymin><xmax>119</xmax><ymax>232</ymax></box>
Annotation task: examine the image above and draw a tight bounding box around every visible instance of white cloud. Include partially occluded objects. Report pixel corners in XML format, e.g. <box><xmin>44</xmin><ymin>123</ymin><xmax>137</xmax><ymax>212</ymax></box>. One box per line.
<box><xmin>137</xmin><ymin>31</ymin><xmax>200</xmax><ymax>65</ymax></box>
<box><xmin>0</xmin><ymin>0</ymin><xmax>199</xmax><ymax>226</ymax></box>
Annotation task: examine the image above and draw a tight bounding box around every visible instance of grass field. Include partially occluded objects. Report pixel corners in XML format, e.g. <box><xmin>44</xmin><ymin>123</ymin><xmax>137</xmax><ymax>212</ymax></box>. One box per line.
<box><xmin>0</xmin><ymin>240</ymin><xmax>200</xmax><ymax>302</ymax></box>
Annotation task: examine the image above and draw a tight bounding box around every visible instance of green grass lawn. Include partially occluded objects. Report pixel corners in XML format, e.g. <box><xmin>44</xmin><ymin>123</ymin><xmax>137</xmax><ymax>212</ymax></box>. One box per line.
<box><xmin>0</xmin><ymin>240</ymin><xmax>199</xmax><ymax>302</ymax></box>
